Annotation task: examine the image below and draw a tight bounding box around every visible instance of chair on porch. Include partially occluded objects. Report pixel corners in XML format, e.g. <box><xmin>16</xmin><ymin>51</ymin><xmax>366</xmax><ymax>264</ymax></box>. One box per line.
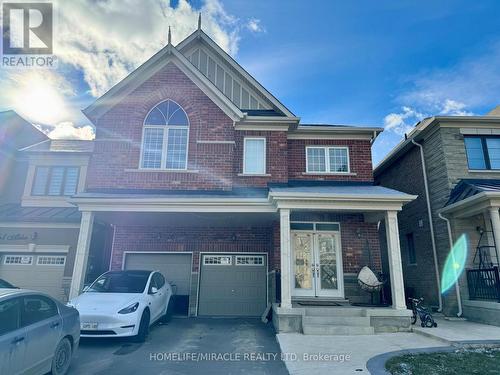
<box><xmin>356</xmin><ymin>235</ymin><xmax>388</xmax><ymax>306</ymax></box>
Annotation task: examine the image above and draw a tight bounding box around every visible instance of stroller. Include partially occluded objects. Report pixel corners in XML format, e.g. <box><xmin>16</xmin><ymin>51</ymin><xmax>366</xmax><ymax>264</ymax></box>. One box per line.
<box><xmin>408</xmin><ymin>297</ymin><xmax>437</xmax><ymax>328</ymax></box>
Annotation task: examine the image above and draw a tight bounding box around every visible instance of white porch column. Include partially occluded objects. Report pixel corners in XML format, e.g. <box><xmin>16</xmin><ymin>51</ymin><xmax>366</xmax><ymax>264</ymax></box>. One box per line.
<box><xmin>69</xmin><ymin>211</ymin><xmax>95</xmax><ymax>300</ymax></box>
<box><xmin>385</xmin><ymin>210</ymin><xmax>406</xmax><ymax>310</ymax></box>
<box><xmin>280</xmin><ymin>208</ymin><xmax>292</xmax><ymax>308</ymax></box>
<box><xmin>488</xmin><ymin>207</ymin><xmax>500</xmax><ymax>261</ymax></box>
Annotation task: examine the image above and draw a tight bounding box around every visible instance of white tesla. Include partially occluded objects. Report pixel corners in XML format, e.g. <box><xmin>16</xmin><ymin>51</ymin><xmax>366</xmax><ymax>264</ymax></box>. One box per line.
<box><xmin>68</xmin><ymin>270</ymin><xmax>173</xmax><ymax>341</ymax></box>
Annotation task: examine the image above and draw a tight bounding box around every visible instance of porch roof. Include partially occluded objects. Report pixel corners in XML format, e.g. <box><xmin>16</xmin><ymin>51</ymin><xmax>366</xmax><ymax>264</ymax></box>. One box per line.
<box><xmin>268</xmin><ymin>184</ymin><xmax>416</xmax><ymax>212</ymax></box>
<box><xmin>0</xmin><ymin>204</ymin><xmax>81</xmax><ymax>223</ymax></box>
<box><xmin>441</xmin><ymin>179</ymin><xmax>500</xmax><ymax>217</ymax></box>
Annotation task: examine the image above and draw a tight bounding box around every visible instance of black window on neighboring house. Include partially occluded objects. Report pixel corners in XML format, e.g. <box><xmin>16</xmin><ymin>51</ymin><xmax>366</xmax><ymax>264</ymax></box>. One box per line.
<box><xmin>464</xmin><ymin>136</ymin><xmax>500</xmax><ymax>170</ymax></box>
<box><xmin>32</xmin><ymin>166</ymin><xmax>80</xmax><ymax>196</ymax></box>
<box><xmin>406</xmin><ymin>233</ymin><xmax>417</xmax><ymax>265</ymax></box>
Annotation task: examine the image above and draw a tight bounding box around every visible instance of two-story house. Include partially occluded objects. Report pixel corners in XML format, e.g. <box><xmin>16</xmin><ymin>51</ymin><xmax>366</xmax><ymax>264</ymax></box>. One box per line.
<box><xmin>63</xmin><ymin>24</ymin><xmax>415</xmax><ymax>335</ymax></box>
<box><xmin>0</xmin><ymin>112</ymin><xmax>109</xmax><ymax>301</ymax></box>
<box><xmin>375</xmin><ymin>108</ymin><xmax>500</xmax><ymax>327</ymax></box>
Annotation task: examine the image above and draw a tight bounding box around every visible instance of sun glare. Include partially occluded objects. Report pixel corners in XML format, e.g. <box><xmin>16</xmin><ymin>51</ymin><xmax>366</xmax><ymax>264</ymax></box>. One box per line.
<box><xmin>11</xmin><ymin>73</ymin><xmax>69</xmax><ymax>125</ymax></box>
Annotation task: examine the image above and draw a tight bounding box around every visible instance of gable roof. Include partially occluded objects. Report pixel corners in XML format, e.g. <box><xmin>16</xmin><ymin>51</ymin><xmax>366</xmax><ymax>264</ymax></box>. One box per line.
<box><xmin>84</xmin><ymin>29</ymin><xmax>299</xmax><ymax>125</ymax></box>
<box><xmin>83</xmin><ymin>43</ymin><xmax>245</xmax><ymax>122</ymax></box>
<box><xmin>176</xmin><ymin>29</ymin><xmax>296</xmax><ymax>118</ymax></box>
<box><xmin>0</xmin><ymin>111</ymin><xmax>48</xmax><ymax>153</ymax></box>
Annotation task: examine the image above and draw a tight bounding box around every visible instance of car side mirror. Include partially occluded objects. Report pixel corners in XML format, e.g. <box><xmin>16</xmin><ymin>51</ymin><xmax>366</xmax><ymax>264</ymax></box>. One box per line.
<box><xmin>150</xmin><ymin>286</ymin><xmax>158</xmax><ymax>295</ymax></box>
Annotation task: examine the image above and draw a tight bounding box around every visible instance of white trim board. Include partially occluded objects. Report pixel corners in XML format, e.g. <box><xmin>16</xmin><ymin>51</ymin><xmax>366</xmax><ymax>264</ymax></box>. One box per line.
<box><xmin>0</xmin><ymin>244</ymin><xmax>70</xmax><ymax>253</ymax></box>
<box><xmin>0</xmin><ymin>222</ymin><xmax>80</xmax><ymax>229</ymax></box>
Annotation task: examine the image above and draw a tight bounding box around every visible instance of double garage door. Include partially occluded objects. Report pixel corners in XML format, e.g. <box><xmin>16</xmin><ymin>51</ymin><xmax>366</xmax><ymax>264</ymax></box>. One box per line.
<box><xmin>123</xmin><ymin>252</ymin><xmax>267</xmax><ymax>317</ymax></box>
<box><xmin>0</xmin><ymin>253</ymin><xmax>66</xmax><ymax>301</ymax></box>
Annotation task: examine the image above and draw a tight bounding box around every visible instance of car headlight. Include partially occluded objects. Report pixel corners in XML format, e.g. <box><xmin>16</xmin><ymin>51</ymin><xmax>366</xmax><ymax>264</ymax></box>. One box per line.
<box><xmin>118</xmin><ymin>302</ymin><xmax>139</xmax><ymax>314</ymax></box>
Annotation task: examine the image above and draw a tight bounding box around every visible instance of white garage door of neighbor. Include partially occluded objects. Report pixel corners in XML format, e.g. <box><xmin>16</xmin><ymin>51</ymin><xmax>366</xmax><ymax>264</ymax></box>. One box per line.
<box><xmin>123</xmin><ymin>253</ymin><xmax>192</xmax><ymax>296</ymax></box>
<box><xmin>0</xmin><ymin>253</ymin><xmax>66</xmax><ymax>301</ymax></box>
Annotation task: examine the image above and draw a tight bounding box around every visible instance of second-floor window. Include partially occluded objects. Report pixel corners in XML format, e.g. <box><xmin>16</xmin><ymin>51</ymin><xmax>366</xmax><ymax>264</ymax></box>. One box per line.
<box><xmin>306</xmin><ymin>146</ymin><xmax>350</xmax><ymax>173</ymax></box>
<box><xmin>464</xmin><ymin>136</ymin><xmax>500</xmax><ymax>170</ymax></box>
<box><xmin>243</xmin><ymin>138</ymin><xmax>266</xmax><ymax>174</ymax></box>
<box><xmin>141</xmin><ymin>99</ymin><xmax>189</xmax><ymax>170</ymax></box>
<box><xmin>32</xmin><ymin>166</ymin><xmax>79</xmax><ymax>196</ymax></box>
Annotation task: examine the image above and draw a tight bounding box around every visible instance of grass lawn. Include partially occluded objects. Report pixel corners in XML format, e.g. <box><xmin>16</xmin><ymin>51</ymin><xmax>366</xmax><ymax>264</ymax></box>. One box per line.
<box><xmin>385</xmin><ymin>348</ymin><xmax>500</xmax><ymax>375</ymax></box>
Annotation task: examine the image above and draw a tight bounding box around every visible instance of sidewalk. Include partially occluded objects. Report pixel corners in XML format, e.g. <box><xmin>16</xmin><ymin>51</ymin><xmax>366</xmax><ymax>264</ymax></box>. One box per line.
<box><xmin>276</xmin><ymin>332</ymin><xmax>446</xmax><ymax>375</ymax></box>
<box><xmin>277</xmin><ymin>318</ymin><xmax>500</xmax><ymax>375</ymax></box>
<box><xmin>412</xmin><ymin>316</ymin><xmax>500</xmax><ymax>345</ymax></box>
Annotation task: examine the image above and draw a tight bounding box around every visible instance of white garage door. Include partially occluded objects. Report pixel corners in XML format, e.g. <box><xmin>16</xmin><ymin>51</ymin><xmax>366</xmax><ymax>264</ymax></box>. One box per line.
<box><xmin>123</xmin><ymin>253</ymin><xmax>192</xmax><ymax>296</ymax></box>
<box><xmin>0</xmin><ymin>253</ymin><xmax>66</xmax><ymax>301</ymax></box>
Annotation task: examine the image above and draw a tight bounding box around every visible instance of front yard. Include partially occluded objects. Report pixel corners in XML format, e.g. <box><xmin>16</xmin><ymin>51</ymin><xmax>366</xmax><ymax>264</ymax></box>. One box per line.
<box><xmin>386</xmin><ymin>348</ymin><xmax>500</xmax><ymax>375</ymax></box>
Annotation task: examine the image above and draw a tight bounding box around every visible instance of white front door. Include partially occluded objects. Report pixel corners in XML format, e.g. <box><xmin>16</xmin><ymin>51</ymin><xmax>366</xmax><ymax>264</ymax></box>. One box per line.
<box><xmin>292</xmin><ymin>230</ymin><xmax>343</xmax><ymax>298</ymax></box>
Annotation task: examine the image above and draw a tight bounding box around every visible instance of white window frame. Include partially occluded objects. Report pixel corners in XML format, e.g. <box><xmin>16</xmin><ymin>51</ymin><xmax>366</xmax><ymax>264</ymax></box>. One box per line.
<box><xmin>235</xmin><ymin>255</ymin><xmax>265</xmax><ymax>266</ymax></box>
<box><xmin>139</xmin><ymin>100</ymin><xmax>190</xmax><ymax>171</ymax></box>
<box><xmin>305</xmin><ymin>146</ymin><xmax>350</xmax><ymax>174</ymax></box>
<box><xmin>243</xmin><ymin>137</ymin><xmax>267</xmax><ymax>175</ymax></box>
<box><xmin>203</xmin><ymin>255</ymin><xmax>232</xmax><ymax>266</ymax></box>
<box><xmin>36</xmin><ymin>255</ymin><xmax>66</xmax><ymax>266</ymax></box>
<box><xmin>3</xmin><ymin>255</ymin><xmax>33</xmax><ymax>265</ymax></box>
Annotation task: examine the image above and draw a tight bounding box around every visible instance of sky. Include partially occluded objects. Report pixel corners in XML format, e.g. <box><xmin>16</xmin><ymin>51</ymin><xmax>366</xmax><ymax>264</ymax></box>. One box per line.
<box><xmin>1</xmin><ymin>0</ymin><xmax>499</xmax><ymax>164</ymax></box>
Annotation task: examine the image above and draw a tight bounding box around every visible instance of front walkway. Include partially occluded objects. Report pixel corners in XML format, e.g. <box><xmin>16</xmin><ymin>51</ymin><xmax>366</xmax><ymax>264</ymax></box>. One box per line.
<box><xmin>278</xmin><ymin>317</ymin><xmax>500</xmax><ymax>374</ymax></box>
<box><xmin>413</xmin><ymin>315</ymin><xmax>500</xmax><ymax>345</ymax></box>
<box><xmin>277</xmin><ymin>332</ymin><xmax>446</xmax><ymax>374</ymax></box>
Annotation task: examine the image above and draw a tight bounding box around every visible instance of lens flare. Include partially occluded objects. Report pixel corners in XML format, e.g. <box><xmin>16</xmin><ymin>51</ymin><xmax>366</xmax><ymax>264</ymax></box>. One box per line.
<box><xmin>441</xmin><ymin>234</ymin><xmax>468</xmax><ymax>294</ymax></box>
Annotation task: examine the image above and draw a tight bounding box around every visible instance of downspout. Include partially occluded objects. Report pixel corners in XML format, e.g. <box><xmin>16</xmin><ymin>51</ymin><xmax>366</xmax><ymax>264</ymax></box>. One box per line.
<box><xmin>438</xmin><ymin>212</ymin><xmax>463</xmax><ymax>317</ymax></box>
<box><xmin>411</xmin><ymin>139</ymin><xmax>443</xmax><ymax>312</ymax></box>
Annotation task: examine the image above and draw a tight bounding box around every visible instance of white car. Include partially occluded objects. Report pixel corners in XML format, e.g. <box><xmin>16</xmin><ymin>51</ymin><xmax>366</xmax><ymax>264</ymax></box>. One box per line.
<box><xmin>68</xmin><ymin>270</ymin><xmax>173</xmax><ymax>341</ymax></box>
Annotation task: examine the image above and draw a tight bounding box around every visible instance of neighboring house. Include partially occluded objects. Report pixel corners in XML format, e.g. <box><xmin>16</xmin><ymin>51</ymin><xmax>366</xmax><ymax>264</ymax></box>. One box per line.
<box><xmin>63</xmin><ymin>23</ymin><xmax>415</xmax><ymax>335</ymax></box>
<box><xmin>375</xmin><ymin>108</ymin><xmax>500</xmax><ymax>326</ymax></box>
<box><xmin>0</xmin><ymin>117</ymin><xmax>109</xmax><ymax>301</ymax></box>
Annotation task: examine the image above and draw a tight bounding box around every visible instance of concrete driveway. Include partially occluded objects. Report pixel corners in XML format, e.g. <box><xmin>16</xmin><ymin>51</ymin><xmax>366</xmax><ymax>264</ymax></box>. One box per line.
<box><xmin>70</xmin><ymin>317</ymin><xmax>288</xmax><ymax>375</ymax></box>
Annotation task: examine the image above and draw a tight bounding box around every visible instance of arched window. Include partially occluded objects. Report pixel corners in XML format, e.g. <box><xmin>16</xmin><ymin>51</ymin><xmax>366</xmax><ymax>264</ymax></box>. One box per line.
<box><xmin>141</xmin><ymin>100</ymin><xmax>189</xmax><ymax>170</ymax></box>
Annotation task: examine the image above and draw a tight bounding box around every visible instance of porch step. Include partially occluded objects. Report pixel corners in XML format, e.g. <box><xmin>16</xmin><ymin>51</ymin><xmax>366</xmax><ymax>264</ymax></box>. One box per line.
<box><xmin>304</xmin><ymin>307</ymin><xmax>365</xmax><ymax>317</ymax></box>
<box><xmin>303</xmin><ymin>316</ymin><xmax>371</xmax><ymax>326</ymax></box>
<box><xmin>302</xmin><ymin>324</ymin><xmax>375</xmax><ymax>336</ymax></box>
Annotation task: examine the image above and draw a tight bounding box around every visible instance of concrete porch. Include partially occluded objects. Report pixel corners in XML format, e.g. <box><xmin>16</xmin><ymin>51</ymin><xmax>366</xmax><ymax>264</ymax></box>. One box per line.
<box><xmin>272</xmin><ymin>304</ymin><xmax>412</xmax><ymax>335</ymax></box>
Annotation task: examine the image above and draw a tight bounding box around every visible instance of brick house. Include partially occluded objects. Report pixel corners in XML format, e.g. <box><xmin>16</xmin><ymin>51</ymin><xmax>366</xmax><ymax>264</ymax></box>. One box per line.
<box><xmin>1</xmin><ymin>25</ymin><xmax>416</xmax><ymax>334</ymax></box>
<box><xmin>375</xmin><ymin>109</ymin><xmax>500</xmax><ymax>326</ymax></box>
<box><xmin>0</xmin><ymin>112</ymin><xmax>110</xmax><ymax>301</ymax></box>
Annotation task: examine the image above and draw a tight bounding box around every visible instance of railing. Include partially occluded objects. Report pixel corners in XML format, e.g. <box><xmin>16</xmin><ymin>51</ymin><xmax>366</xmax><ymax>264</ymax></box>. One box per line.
<box><xmin>467</xmin><ymin>267</ymin><xmax>500</xmax><ymax>302</ymax></box>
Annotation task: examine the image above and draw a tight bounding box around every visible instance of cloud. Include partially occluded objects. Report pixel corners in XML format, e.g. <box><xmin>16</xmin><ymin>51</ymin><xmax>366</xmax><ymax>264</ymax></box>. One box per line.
<box><xmin>247</xmin><ymin>18</ymin><xmax>265</xmax><ymax>33</ymax></box>
<box><xmin>45</xmin><ymin>122</ymin><xmax>95</xmax><ymax>140</ymax></box>
<box><xmin>54</xmin><ymin>0</ymin><xmax>243</xmax><ymax>98</ymax></box>
<box><xmin>383</xmin><ymin>106</ymin><xmax>426</xmax><ymax>136</ymax></box>
<box><xmin>397</xmin><ymin>42</ymin><xmax>500</xmax><ymax>113</ymax></box>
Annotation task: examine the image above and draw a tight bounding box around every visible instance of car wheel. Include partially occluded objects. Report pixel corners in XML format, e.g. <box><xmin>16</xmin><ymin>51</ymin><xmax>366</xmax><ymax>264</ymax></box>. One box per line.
<box><xmin>51</xmin><ymin>337</ymin><xmax>72</xmax><ymax>375</ymax></box>
<box><xmin>134</xmin><ymin>310</ymin><xmax>150</xmax><ymax>342</ymax></box>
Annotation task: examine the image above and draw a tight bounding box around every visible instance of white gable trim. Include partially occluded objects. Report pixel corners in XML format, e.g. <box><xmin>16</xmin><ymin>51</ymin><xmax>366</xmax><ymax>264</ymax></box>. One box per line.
<box><xmin>177</xmin><ymin>30</ymin><xmax>297</xmax><ymax>119</ymax></box>
<box><xmin>84</xmin><ymin>44</ymin><xmax>244</xmax><ymax>122</ymax></box>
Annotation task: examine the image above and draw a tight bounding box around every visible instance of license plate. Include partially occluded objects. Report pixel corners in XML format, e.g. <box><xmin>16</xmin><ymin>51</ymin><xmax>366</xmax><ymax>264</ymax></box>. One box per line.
<box><xmin>81</xmin><ymin>322</ymin><xmax>98</xmax><ymax>330</ymax></box>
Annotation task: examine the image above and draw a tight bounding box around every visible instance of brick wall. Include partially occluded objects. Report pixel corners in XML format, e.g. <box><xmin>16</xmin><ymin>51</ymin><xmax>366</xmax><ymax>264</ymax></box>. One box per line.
<box><xmin>86</xmin><ymin>62</ymin><xmax>376</xmax><ymax>192</ymax></box>
<box><xmin>288</xmin><ymin>139</ymin><xmax>374</xmax><ymax>182</ymax></box>
<box><xmin>110</xmin><ymin>225</ymin><xmax>273</xmax><ymax>272</ymax></box>
<box><xmin>375</xmin><ymin>146</ymin><xmax>440</xmax><ymax>306</ymax></box>
<box><xmin>87</xmin><ymin>62</ymin><xmax>238</xmax><ymax>191</ymax></box>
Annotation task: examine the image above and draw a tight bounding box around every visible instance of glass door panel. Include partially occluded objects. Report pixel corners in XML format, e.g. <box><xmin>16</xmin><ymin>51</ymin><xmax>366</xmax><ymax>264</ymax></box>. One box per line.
<box><xmin>316</xmin><ymin>233</ymin><xmax>338</xmax><ymax>293</ymax></box>
<box><xmin>292</xmin><ymin>232</ymin><xmax>314</xmax><ymax>296</ymax></box>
